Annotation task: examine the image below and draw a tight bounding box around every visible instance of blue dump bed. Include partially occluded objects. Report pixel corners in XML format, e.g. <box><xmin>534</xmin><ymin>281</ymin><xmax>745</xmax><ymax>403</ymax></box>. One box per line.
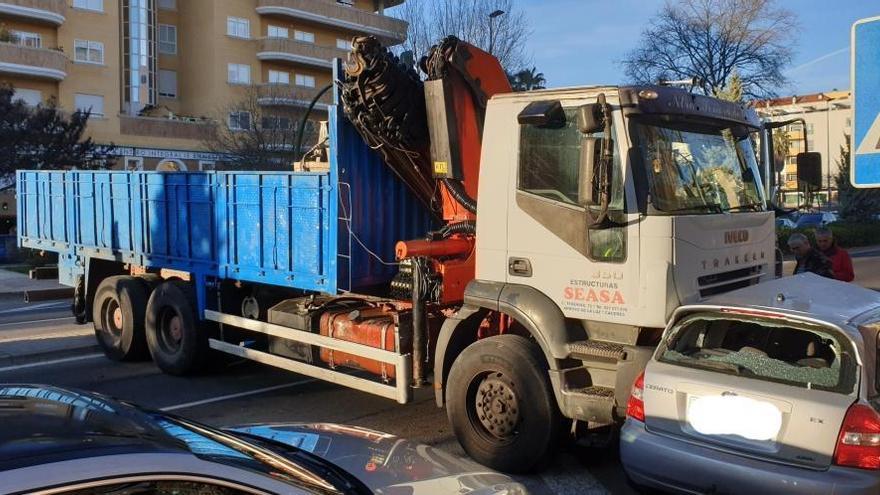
<box><xmin>16</xmin><ymin>87</ymin><xmax>435</xmax><ymax>295</ymax></box>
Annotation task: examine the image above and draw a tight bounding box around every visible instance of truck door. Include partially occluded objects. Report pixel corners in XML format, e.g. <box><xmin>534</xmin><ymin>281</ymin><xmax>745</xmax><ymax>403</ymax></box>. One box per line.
<box><xmin>505</xmin><ymin>99</ymin><xmax>641</xmax><ymax>327</ymax></box>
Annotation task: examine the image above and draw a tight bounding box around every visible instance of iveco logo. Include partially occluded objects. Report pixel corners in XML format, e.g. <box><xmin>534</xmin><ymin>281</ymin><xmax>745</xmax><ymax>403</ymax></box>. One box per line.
<box><xmin>724</xmin><ymin>230</ymin><xmax>749</xmax><ymax>244</ymax></box>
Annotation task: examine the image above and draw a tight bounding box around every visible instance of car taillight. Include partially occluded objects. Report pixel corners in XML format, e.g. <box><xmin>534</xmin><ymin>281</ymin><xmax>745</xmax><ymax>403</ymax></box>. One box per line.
<box><xmin>626</xmin><ymin>371</ymin><xmax>645</xmax><ymax>422</ymax></box>
<box><xmin>834</xmin><ymin>403</ymin><xmax>880</xmax><ymax>470</ymax></box>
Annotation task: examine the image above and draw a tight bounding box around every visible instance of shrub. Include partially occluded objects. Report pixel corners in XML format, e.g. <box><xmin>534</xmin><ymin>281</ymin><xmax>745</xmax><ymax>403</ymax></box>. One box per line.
<box><xmin>777</xmin><ymin>221</ymin><xmax>880</xmax><ymax>251</ymax></box>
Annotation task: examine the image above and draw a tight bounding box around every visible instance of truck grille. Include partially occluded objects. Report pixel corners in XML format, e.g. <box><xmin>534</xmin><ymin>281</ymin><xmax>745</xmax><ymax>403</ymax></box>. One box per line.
<box><xmin>698</xmin><ymin>266</ymin><xmax>763</xmax><ymax>298</ymax></box>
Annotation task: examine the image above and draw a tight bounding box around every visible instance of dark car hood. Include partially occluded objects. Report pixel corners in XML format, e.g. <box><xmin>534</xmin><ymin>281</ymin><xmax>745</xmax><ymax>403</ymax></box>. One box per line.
<box><xmin>231</xmin><ymin>423</ymin><xmax>527</xmax><ymax>494</ymax></box>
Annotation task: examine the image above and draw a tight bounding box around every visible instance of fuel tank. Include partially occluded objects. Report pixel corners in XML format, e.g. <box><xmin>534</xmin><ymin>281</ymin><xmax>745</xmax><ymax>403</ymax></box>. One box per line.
<box><xmin>319</xmin><ymin>305</ymin><xmax>413</xmax><ymax>381</ymax></box>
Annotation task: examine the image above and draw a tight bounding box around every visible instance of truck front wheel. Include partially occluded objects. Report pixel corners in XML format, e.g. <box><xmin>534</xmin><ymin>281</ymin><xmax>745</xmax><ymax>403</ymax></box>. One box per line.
<box><xmin>446</xmin><ymin>334</ymin><xmax>562</xmax><ymax>473</ymax></box>
<box><xmin>145</xmin><ymin>280</ymin><xmax>207</xmax><ymax>376</ymax></box>
<box><xmin>93</xmin><ymin>276</ymin><xmax>150</xmax><ymax>361</ymax></box>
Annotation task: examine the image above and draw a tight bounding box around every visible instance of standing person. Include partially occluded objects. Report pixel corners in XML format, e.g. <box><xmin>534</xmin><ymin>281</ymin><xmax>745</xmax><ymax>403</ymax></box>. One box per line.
<box><xmin>787</xmin><ymin>233</ymin><xmax>834</xmax><ymax>279</ymax></box>
<box><xmin>815</xmin><ymin>227</ymin><xmax>855</xmax><ymax>282</ymax></box>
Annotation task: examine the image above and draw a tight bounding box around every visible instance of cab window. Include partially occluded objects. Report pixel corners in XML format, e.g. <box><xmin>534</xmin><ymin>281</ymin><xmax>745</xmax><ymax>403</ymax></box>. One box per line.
<box><xmin>518</xmin><ymin>107</ymin><xmax>625</xmax><ymax>262</ymax></box>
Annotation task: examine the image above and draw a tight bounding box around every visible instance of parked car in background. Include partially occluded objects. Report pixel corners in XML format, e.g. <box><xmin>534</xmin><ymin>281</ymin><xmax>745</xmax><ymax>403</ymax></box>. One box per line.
<box><xmin>795</xmin><ymin>212</ymin><xmax>839</xmax><ymax>229</ymax></box>
<box><xmin>776</xmin><ymin>217</ymin><xmax>797</xmax><ymax>229</ymax></box>
<box><xmin>621</xmin><ymin>274</ymin><xmax>880</xmax><ymax>494</ymax></box>
<box><xmin>0</xmin><ymin>385</ymin><xmax>526</xmax><ymax>495</ymax></box>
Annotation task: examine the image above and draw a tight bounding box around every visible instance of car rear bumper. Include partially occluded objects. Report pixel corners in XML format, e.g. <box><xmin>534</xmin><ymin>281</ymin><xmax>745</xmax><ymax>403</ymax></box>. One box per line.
<box><xmin>620</xmin><ymin>420</ymin><xmax>880</xmax><ymax>495</ymax></box>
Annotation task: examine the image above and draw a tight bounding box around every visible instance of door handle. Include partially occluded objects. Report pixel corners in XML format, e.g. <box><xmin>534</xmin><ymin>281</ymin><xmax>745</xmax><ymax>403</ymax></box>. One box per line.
<box><xmin>508</xmin><ymin>257</ymin><xmax>532</xmax><ymax>277</ymax></box>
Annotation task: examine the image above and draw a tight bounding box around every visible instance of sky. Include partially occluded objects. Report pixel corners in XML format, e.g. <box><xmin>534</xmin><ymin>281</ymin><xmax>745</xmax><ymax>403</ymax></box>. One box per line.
<box><xmin>516</xmin><ymin>0</ymin><xmax>878</xmax><ymax>97</ymax></box>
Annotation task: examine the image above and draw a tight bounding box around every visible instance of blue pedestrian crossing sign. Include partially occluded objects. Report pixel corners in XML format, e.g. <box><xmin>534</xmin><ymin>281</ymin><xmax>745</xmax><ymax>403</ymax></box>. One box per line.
<box><xmin>853</xmin><ymin>16</ymin><xmax>880</xmax><ymax>188</ymax></box>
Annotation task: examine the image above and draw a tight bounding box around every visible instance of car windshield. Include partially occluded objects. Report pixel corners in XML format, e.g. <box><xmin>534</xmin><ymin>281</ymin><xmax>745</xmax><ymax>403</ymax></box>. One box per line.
<box><xmin>657</xmin><ymin>313</ymin><xmax>858</xmax><ymax>394</ymax></box>
<box><xmin>633</xmin><ymin>120</ymin><xmax>765</xmax><ymax>214</ymax></box>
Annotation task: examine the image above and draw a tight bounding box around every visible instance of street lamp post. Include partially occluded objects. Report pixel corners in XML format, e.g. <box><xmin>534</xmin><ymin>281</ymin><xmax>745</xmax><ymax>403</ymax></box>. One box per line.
<box><xmin>488</xmin><ymin>9</ymin><xmax>505</xmax><ymax>55</ymax></box>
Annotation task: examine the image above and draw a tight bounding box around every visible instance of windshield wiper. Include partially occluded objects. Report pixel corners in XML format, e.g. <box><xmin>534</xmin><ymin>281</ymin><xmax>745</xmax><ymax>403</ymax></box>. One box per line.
<box><xmin>662</xmin><ymin>203</ymin><xmax>724</xmax><ymax>214</ymax></box>
<box><xmin>725</xmin><ymin>203</ymin><xmax>764</xmax><ymax>212</ymax></box>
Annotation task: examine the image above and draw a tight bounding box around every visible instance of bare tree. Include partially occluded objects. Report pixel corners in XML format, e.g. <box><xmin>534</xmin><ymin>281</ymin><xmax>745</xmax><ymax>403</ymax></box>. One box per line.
<box><xmin>621</xmin><ymin>0</ymin><xmax>797</xmax><ymax>99</ymax></box>
<box><xmin>396</xmin><ymin>0</ymin><xmax>531</xmax><ymax>72</ymax></box>
<box><xmin>203</xmin><ymin>86</ymin><xmax>317</xmax><ymax>170</ymax></box>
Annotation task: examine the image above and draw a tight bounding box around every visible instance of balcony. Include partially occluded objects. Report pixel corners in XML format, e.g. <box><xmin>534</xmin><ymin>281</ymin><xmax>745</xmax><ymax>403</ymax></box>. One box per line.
<box><xmin>256</xmin><ymin>37</ymin><xmax>349</xmax><ymax>69</ymax></box>
<box><xmin>0</xmin><ymin>42</ymin><xmax>66</xmax><ymax>80</ymax></box>
<box><xmin>0</xmin><ymin>0</ymin><xmax>66</xmax><ymax>25</ymax></box>
<box><xmin>119</xmin><ymin>115</ymin><xmax>212</xmax><ymax>141</ymax></box>
<box><xmin>256</xmin><ymin>0</ymin><xmax>407</xmax><ymax>45</ymax></box>
<box><xmin>256</xmin><ymin>83</ymin><xmax>333</xmax><ymax>111</ymax></box>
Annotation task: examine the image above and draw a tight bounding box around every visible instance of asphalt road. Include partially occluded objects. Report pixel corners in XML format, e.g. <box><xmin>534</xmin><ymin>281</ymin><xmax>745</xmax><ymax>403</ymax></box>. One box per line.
<box><xmin>2</xmin><ymin>251</ymin><xmax>879</xmax><ymax>494</ymax></box>
<box><xmin>0</xmin><ymin>298</ymin><xmax>629</xmax><ymax>495</ymax></box>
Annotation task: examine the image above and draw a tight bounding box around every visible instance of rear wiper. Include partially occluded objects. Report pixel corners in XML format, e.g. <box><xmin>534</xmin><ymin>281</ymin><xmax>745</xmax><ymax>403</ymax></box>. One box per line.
<box><xmin>691</xmin><ymin>360</ymin><xmax>744</xmax><ymax>375</ymax></box>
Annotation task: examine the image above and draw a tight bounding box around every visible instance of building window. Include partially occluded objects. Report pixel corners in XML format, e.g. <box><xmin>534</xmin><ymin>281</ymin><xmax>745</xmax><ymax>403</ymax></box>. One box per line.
<box><xmin>13</xmin><ymin>88</ymin><xmax>42</xmax><ymax>106</ymax></box>
<box><xmin>199</xmin><ymin>160</ymin><xmax>216</xmax><ymax>171</ymax></box>
<box><xmin>74</xmin><ymin>94</ymin><xmax>105</xmax><ymax>118</ymax></box>
<box><xmin>229</xmin><ymin>111</ymin><xmax>251</xmax><ymax>130</ymax></box>
<box><xmin>159</xmin><ymin>24</ymin><xmax>177</xmax><ymax>55</ymax></box>
<box><xmin>228</xmin><ymin>63</ymin><xmax>251</xmax><ymax>84</ymax></box>
<box><xmin>786</xmin><ymin>173</ymin><xmax>797</xmax><ymax>182</ymax></box>
<box><xmin>806</xmin><ymin>123</ymin><xmax>815</xmax><ymax>135</ymax></box>
<box><xmin>158</xmin><ymin>69</ymin><xmax>177</xmax><ymax>98</ymax></box>
<box><xmin>124</xmin><ymin>157</ymin><xmax>144</xmax><ymax>171</ymax></box>
<box><xmin>74</xmin><ymin>40</ymin><xmax>104</xmax><ymax>64</ymax></box>
<box><xmin>11</xmin><ymin>31</ymin><xmax>41</xmax><ymax>48</ymax></box>
<box><xmin>158</xmin><ymin>0</ymin><xmax>176</xmax><ymax>10</ymax></box>
<box><xmin>295</xmin><ymin>74</ymin><xmax>315</xmax><ymax>88</ymax></box>
<box><xmin>268</xmin><ymin>25</ymin><xmax>289</xmax><ymax>38</ymax></box>
<box><xmin>268</xmin><ymin>70</ymin><xmax>289</xmax><ymax>85</ymax></box>
<box><xmin>73</xmin><ymin>0</ymin><xmax>103</xmax><ymax>12</ymax></box>
<box><xmin>262</xmin><ymin>116</ymin><xmax>291</xmax><ymax>130</ymax></box>
<box><xmin>294</xmin><ymin>30</ymin><xmax>314</xmax><ymax>43</ymax></box>
<box><xmin>227</xmin><ymin>17</ymin><xmax>250</xmax><ymax>39</ymax></box>
<box><xmin>336</xmin><ymin>38</ymin><xmax>352</xmax><ymax>50</ymax></box>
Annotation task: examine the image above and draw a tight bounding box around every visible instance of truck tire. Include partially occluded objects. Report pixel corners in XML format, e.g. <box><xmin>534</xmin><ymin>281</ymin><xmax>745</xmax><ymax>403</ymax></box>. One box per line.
<box><xmin>92</xmin><ymin>276</ymin><xmax>150</xmax><ymax>361</ymax></box>
<box><xmin>446</xmin><ymin>334</ymin><xmax>563</xmax><ymax>473</ymax></box>
<box><xmin>145</xmin><ymin>280</ymin><xmax>207</xmax><ymax>376</ymax></box>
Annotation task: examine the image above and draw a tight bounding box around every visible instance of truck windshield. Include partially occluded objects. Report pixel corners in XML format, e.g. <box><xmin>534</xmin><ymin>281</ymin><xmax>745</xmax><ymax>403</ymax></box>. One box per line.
<box><xmin>633</xmin><ymin>120</ymin><xmax>764</xmax><ymax>214</ymax></box>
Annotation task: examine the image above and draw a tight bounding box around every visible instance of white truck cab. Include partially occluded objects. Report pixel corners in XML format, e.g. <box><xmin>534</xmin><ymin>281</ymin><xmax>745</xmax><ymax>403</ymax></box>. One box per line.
<box><xmin>450</xmin><ymin>85</ymin><xmax>776</xmax><ymax>432</ymax></box>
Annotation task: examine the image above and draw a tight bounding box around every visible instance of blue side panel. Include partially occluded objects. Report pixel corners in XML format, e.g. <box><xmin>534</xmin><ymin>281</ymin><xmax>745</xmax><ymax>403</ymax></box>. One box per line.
<box><xmin>17</xmin><ymin>60</ymin><xmax>435</xmax><ymax>296</ymax></box>
<box><xmin>331</xmin><ymin>61</ymin><xmax>436</xmax><ymax>291</ymax></box>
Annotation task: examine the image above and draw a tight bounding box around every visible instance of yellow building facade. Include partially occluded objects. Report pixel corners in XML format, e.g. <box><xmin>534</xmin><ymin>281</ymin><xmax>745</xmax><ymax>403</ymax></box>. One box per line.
<box><xmin>0</xmin><ymin>0</ymin><xmax>406</xmax><ymax>170</ymax></box>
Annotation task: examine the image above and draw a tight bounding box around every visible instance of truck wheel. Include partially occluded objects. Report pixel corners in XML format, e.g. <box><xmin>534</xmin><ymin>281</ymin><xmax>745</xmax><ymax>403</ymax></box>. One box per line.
<box><xmin>446</xmin><ymin>334</ymin><xmax>563</xmax><ymax>473</ymax></box>
<box><xmin>92</xmin><ymin>276</ymin><xmax>150</xmax><ymax>361</ymax></box>
<box><xmin>145</xmin><ymin>280</ymin><xmax>207</xmax><ymax>376</ymax></box>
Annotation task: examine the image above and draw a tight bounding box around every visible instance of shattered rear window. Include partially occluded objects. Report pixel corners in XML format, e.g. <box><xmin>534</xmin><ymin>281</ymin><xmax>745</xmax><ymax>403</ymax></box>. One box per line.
<box><xmin>658</xmin><ymin>312</ymin><xmax>858</xmax><ymax>395</ymax></box>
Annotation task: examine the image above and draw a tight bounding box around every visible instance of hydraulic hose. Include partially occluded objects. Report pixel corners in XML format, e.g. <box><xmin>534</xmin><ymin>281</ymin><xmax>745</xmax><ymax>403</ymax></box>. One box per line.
<box><xmin>439</xmin><ymin>220</ymin><xmax>476</xmax><ymax>238</ymax></box>
<box><xmin>442</xmin><ymin>178</ymin><xmax>477</xmax><ymax>214</ymax></box>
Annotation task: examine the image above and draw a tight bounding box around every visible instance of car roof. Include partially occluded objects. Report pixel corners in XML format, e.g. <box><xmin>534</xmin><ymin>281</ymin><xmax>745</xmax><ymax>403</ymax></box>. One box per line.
<box><xmin>0</xmin><ymin>385</ymin><xmax>192</xmax><ymax>471</ymax></box>
<box><xmin>690</xmin><ymin>274</ymin><xmax>880</xmax><ymax>332</ymax></box>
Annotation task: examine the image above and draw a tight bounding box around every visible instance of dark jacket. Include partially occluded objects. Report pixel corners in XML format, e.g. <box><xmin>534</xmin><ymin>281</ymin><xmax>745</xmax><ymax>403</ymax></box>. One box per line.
<box><xmin>820</xmin><ymin>244</ymin><xmax>855</xmax><ymax>282</ymax></box>
<box><xmin>794</xmin><ymin>249</ymin><xmax>835</xmax><ymax>279</ymax></box>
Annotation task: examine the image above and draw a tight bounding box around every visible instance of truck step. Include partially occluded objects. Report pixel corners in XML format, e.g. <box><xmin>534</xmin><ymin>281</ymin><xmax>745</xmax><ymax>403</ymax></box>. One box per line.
<box><xmin>567</xmin><ymin>340</ymin><xmax>627</xmax><ymax>360</ymax></box>
<box><xmin>561</xmin><ymin>385</ymin><xmax>616</xmax><ymax>423</ymax></box>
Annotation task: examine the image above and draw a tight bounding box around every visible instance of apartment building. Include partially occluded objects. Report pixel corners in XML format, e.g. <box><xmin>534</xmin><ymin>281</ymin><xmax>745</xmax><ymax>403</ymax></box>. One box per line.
<box><xmin>755</xmin><ymin>91</ymin><xmax>852</xmax><ymax>205</ymax></box>
<box><xmin>0</xmin><ymin>0</ymin><xmax>406</xmax><ymax>171</ymax></box>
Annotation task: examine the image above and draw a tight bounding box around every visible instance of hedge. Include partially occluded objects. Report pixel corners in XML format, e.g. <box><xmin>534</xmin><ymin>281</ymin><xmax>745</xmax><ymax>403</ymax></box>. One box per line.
<box><xmin>777</xmin><ymin>221</ymin><xmax>880</xmax><ymax>250</ymax></box>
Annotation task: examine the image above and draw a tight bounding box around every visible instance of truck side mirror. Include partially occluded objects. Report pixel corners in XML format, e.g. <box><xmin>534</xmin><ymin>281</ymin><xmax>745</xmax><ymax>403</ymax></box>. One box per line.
<box><xmin>578</xmin><ymin>103</ymin><xmax>604</xmax><ymax>134</ymax></box>
<box><xmin>578</xmin><ymin>137</ymin><xmax>612</xmax><ymax>208</ymax></box>
<box><xmin>517</xmin><ymin>100</ymin><xmax>565</xmax><ymax>127</ymax></box>
<box><xmin>796</xmin><ymin>152</ymin><xmax>822</xmax><ymax>188</ymax></box>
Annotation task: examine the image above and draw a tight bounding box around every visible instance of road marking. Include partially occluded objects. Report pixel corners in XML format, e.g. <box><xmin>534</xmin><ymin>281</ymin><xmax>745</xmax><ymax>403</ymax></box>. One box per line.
<box><xmin>0</xmin><ymin>301</ymin><xmax>68</xmax><ymax>315</ymax></box>
<box><xmin>0</xmin><ymin>316</ymin><xmax>74</xmax><ymax>328</ymax></box>
<box><xmin>160</xmin><ymin>379</ymin><xmax>316</xmax><ymax>412</ymax></box>
<box><xmin>0</xmin><ymin>328</ymin><xmax>92</xmax><ymax>343</ymax></box>
<box><xmin>0</xmin><ymin>353</ymin><xmax>104</xmax><ymax>373</ymax></box>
